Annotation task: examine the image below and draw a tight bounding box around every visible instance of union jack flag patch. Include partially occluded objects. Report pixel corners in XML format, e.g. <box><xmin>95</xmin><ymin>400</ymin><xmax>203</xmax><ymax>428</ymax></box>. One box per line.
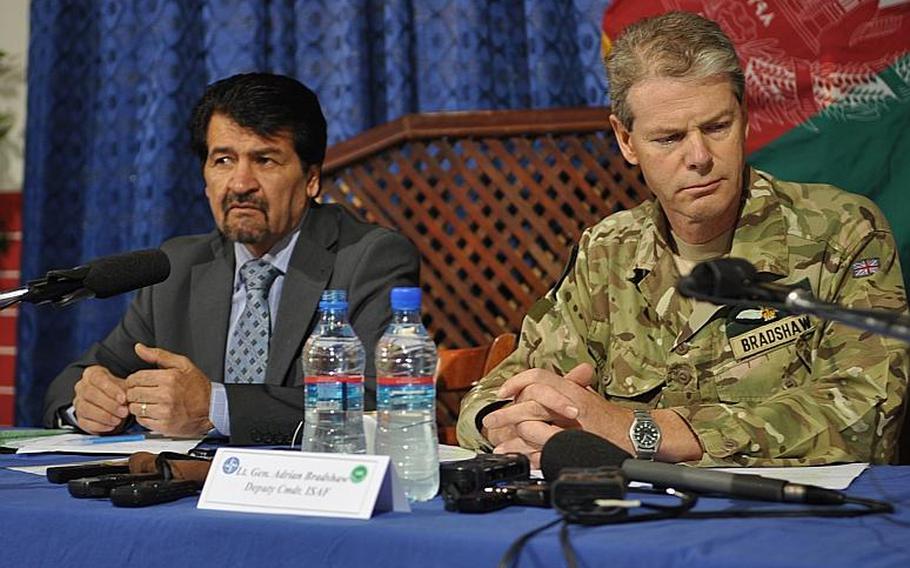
<box><xmin>851</xmin><ymin>258</ymin><xmax>880</xmax><ymax>278</ymax></box>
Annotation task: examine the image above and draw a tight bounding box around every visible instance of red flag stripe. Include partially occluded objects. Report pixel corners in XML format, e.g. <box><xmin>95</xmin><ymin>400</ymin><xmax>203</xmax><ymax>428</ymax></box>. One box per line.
<box><xmin>601</xmin><ymin>1</ymin><xmax>910</xmax><ymax>153</ymax></box>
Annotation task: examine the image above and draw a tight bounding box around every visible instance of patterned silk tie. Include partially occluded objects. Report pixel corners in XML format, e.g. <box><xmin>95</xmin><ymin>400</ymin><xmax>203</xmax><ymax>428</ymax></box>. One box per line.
<box><xmin>225</xmin><ymin>259</ymin><xmax>281</xmax><ymax>384</ymax></box>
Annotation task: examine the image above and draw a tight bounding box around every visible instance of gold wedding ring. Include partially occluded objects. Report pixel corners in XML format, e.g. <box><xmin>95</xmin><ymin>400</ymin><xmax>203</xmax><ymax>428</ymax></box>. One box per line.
<box><xmin>140</xmin><ymin>402</ymin><xmax>148</xmax><ymax>418</ymax></box>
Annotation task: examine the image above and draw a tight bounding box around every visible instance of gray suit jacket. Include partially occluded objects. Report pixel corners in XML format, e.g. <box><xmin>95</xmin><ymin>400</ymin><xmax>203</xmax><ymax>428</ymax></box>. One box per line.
<box><xmin>42</xmin><ymin>203</ymin><xmax>420</xmax><ymax>444</ymax></box>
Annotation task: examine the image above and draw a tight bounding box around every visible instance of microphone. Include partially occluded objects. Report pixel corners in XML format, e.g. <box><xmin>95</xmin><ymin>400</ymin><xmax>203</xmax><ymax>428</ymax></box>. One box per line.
<box><xmin>0</xmin><ymin>249</ymin><xmax>171</xmax><ymax>309</ymax></box>
<box><xmin>540</xmin><ymin>430</ymin><xmax>845</xmax><ymax>505</ymax></box>
<box><xmin>676</xmin><ymin>257</ymin><xmax>793</xmax><ymax>304</ymax></box>
<box><xmin>80</xmin><ymin>249</ymin><xmax>171</xmax><ymax>298</ymax></box>
<box><xmin>676</xmin><ymin>258</ymin><xmax>910</xmax><ymax>343</ymax></box>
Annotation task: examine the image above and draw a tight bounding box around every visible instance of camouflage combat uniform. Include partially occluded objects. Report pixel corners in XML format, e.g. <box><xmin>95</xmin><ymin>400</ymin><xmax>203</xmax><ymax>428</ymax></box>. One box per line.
<box><xmin>457</xmin><ymin>168</ymin><xmax>909</xmax><ymax>466</ymax></box>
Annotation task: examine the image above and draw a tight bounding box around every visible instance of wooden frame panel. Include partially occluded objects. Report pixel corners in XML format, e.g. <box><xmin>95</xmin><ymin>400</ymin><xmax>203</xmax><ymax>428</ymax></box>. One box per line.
<box><xmin>321</xmin><ymin>108</ymin><xmax>650</xmax><ymax>348</ymax></box>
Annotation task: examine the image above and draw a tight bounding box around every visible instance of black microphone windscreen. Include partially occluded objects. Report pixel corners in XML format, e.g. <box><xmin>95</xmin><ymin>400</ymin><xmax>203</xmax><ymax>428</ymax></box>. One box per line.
<box><xmin>690</xmin><ymin>258</ymin><xmax>756</xmax><ymax>297</ymax></box>
<box><xmin>83</xmin><ymin>249</ymin><xmax>171</xmax><ymax>298</ymax></box>
<box><xmin>677</xmin><ymin>257</ymin><xmax>760</xmax><ymax>301</ymax></box>
<box><xmin>540</xmin><ymin>429</ymin><xmax>631</xmax><ymax>481</ymax></box>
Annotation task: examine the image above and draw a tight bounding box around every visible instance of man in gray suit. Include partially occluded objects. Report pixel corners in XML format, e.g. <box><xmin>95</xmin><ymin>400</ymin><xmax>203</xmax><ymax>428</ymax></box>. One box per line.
<box><xmin>43</xmin><ymin>73</ymin><xmax>420</xmax><ymax>444</ymax></box>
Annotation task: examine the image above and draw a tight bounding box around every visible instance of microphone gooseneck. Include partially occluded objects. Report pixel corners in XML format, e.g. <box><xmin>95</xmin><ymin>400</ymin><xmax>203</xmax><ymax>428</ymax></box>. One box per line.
<box><xmin>541</xmin><ymin>430</ymin><xmax>845</xmax><ymax>505</ymax></box>
<box><xmin>0</xmin><ymin>249</ymin><xmax>171</xmax><ymax>310</ymax></box>
<box><xmin>676</xmin><ymin>257</ymin><xmax>787</xmax><ymax>304</ymax></box>
<box><xmin>676</xmin><ymin>257</ymin><xmax>910</xmax><ymax>343</ymax></box>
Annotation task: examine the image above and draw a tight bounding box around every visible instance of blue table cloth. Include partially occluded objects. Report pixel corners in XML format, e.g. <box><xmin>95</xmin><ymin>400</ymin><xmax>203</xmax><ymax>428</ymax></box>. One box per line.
<box><xmin>1</xmin><ymin>453</ymin><xmax>909</xmax><ymax>568</ymax></box>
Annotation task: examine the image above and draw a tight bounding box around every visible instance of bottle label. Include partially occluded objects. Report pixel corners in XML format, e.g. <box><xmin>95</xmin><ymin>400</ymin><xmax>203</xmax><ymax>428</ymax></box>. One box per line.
<box><xmin>304</xmin><ymin>375</ymin><xmax>364</xmax><ymax>384</ymax></box>
<box><xmin>304</xmin><ymin>375</ymin><xmax>364</xmax><ymax>411</ymax></box>
<box><xmin>375</xmin><ymin>376</ymin><xmax>434</xmax><ymax>411</ymax></box>
<box><xmin>376</xmin><ymin>376</ymin><xmax>435</xmax><ymax>386</ymax></box>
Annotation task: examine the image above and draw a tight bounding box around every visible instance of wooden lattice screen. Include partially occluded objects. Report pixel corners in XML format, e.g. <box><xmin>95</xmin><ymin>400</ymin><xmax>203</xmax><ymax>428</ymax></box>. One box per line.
<box><xmin>320</xmin><ymin>108</ymin><xmax>650</xmax><ymax>349</ymax></box>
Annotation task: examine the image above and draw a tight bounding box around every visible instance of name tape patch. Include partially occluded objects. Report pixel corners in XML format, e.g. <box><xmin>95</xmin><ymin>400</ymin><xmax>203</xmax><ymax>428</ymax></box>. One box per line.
<box><xmin>730</xmin><ymin>314</ymin><xmax>813</xmax><ymax>360</ymax></box>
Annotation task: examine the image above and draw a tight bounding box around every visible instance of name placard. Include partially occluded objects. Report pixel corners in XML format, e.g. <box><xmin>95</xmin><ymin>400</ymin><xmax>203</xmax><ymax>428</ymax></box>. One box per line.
<box><xmin>197</xmin><ymin>448</ymin><xmax>410</xmax><ymax>519</ymax></box>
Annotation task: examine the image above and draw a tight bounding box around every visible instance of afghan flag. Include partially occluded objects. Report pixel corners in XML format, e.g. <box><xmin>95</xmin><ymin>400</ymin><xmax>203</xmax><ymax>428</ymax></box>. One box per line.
<box><xmin>602</xmin><ymin>0</ymin><xmax>910</xmax><ymax>290</ymax></box>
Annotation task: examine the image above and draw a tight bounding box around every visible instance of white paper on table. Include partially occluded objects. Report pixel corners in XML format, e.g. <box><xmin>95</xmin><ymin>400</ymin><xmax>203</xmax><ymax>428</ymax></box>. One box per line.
<box><xmin>533</xmin><ymin>463</ymin><xmax>868</xmax><ymax>490</ymax></box>
<box><xmin>439</xmin><ymin>444</ymin><xmax>475</xmax><ymax>462</ymax></box>
<box><xmin>361</xmin><ymin>412</ymin><xmax>475</xmax><ymax>462</ymax></box>
<box><xmin>6</xmin><ymin>457</ymin><xmax>129</xmax><ymax>476</ymax></box>
<box><xmin>712</xmin><ymin>463</ymin><xmax>868</xmax><ymax>490</ymax></box>
<box><xmin>6</xmin><ymin>433</ymin><xmax>203</xmax><ymax>455</ymax></box>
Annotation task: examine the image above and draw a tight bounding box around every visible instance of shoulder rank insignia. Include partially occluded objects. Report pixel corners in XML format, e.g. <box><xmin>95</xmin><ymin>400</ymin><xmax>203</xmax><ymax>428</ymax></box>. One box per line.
<box><xmin>760</xmin><ymin>307</ymin><xmax>778</xmax><ymax>321</ymax></box>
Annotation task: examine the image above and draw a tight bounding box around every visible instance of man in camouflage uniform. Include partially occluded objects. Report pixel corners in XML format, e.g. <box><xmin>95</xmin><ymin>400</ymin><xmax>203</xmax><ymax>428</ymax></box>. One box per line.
<box><xmin>456</xmin><ymin>12</ymin><xmax>908</xmax><ymax>467</ymax></box>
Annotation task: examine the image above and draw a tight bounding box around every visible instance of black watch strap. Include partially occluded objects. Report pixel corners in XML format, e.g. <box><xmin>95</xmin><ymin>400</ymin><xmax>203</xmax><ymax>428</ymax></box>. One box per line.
<box><xmin>630</xmin><ymin>409</ymin><xmax>661</xmax><ymax>460</ymax></box>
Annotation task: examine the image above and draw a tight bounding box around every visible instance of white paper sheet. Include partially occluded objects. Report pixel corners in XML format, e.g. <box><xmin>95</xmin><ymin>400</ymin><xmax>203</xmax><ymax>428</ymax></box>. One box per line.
<box><xmin>6</xmin><ymin>457</ymin><xmax>129</xmax><ymax>476</ymax></box>
<box><xmin>713</xmin><ymin>463</ymin><xmax>868</xmax><ymax>490</ymax></box>
<box><xmin>362</xmin><ymin>413</ymin><xmax>475</xmax><ymax>462</ymax></box>
<box><xmin>439</xmin><ymin>445</ymin><xmax>475</xmax><ymax>462</ymax></box>
<box><xmin>6</xmin><ymin>433</ymin><xmax>203</xmax><ymax>455</ymax></box>
<box><xmin>532</xmin><ymin>463</ymin><xmax>869</xmax><ymax>490</ymax></box>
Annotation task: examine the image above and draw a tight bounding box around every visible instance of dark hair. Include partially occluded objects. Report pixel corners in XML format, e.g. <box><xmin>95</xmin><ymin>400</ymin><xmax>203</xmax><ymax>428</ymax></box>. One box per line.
<box><xmin>189</xmin><ymin>72</ymin><xmax>327</xmax><ymax>167</ymax></box>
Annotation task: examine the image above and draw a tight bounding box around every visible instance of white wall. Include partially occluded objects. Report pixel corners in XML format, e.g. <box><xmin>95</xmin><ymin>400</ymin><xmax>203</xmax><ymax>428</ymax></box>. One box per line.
<box><xmin>0</xmin><ymin>0</ymin><xmax>29</xmax><ymax>192</ymax></box>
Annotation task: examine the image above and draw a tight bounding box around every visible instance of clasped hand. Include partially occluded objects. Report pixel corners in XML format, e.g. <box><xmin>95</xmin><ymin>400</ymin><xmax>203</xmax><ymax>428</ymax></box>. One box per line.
<box><xmin>73</xmin><ymin>343</ymin><xmax>213</xmax><ymax>437</ymax></box>
<box><xmin>481</xmin><ymin>363</ymin><xmax>635</xmax><ymax>468</ymax></box>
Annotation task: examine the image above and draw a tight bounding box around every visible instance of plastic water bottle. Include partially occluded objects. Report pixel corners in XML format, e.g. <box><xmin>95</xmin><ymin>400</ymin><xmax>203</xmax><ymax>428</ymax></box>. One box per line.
<box><xmin>301</xmin><ymin>289</ymin><xmax>366</xmax><ymax>454</ymax></box>
<box><xmin>375</xmin><ymin>287</ymin><xmax>440</xmax><ymax>502</ymax></box>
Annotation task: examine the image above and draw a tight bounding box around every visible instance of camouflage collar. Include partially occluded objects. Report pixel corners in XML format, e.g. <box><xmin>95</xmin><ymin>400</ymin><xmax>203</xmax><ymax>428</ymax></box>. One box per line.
<box><xmin>727</xmin><ymin>168</ymin><xmax>789</xmax><ymax>279</ymax></box>
<box><xmin>630</xmin><ymin>201</ymin><xmax>670</xmax><ymax>279</ymax></box>
<box><xmin>630</xmin><ymin>167</ymin><xmax>790</xmax><ymax>330</ymax></box>
<box><xmin>631</xmin><ymin>203</ymin><xmax>682</xmax><ymax>322</ymax></box>
<box><xmin>631</xmin><ymin>167</ymin><xmax>789</xmax><ymax>281</ymax></box>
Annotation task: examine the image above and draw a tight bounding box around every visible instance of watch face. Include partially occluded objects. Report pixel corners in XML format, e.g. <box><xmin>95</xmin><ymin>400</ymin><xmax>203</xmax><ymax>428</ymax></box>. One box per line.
<box><xmin>633</xmin><ymin>421</ymin><xmax>660</xmax><ymax>450</ymax></box>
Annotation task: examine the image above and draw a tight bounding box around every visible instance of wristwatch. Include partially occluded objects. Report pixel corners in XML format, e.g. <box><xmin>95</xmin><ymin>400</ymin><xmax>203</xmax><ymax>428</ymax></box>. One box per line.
<box><xmin>629</xmin><ymin>409</ymin><xmax>661</xmax><ymax>460</ymax></box>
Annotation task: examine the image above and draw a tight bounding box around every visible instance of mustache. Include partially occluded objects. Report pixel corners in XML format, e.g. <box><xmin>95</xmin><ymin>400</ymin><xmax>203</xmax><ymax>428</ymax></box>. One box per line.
<box><xmin>222</xmin><ymin>192</ymin><xmax>268</xmax><ymax>213</ymax></box>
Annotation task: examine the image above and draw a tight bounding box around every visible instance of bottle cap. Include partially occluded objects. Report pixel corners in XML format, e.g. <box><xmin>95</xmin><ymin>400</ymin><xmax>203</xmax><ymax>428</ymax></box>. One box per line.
<box><xmin>319</xmin><ymin>289</ymin><xmax>348</xmax><ymax>311</ymax></box>
<box><xmin>390</xmin><ymin>287</ymin><xmax>421</xmax><ymax>311</ymax></box>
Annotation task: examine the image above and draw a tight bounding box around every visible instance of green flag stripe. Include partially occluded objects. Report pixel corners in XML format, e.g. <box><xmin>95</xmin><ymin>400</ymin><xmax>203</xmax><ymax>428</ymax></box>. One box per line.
<box><xmin>749</xmin><ymin>53</ymin><xmax>910</xmax><ymax>291</ymax></box>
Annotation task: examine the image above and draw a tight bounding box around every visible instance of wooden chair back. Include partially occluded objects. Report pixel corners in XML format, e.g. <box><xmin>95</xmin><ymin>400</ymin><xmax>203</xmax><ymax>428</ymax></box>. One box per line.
<box><xmin>436</xmin><ymin>333</ymin><xmax>516</xmax><ymax>445</ymax></box>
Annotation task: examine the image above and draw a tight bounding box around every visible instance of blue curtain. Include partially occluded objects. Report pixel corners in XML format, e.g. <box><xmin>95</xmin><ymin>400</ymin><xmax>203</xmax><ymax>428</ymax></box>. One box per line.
<box><xmin>16</xmin><ymin>0</ymin><xmax>610</xmax><ymax>425</ymax></box>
